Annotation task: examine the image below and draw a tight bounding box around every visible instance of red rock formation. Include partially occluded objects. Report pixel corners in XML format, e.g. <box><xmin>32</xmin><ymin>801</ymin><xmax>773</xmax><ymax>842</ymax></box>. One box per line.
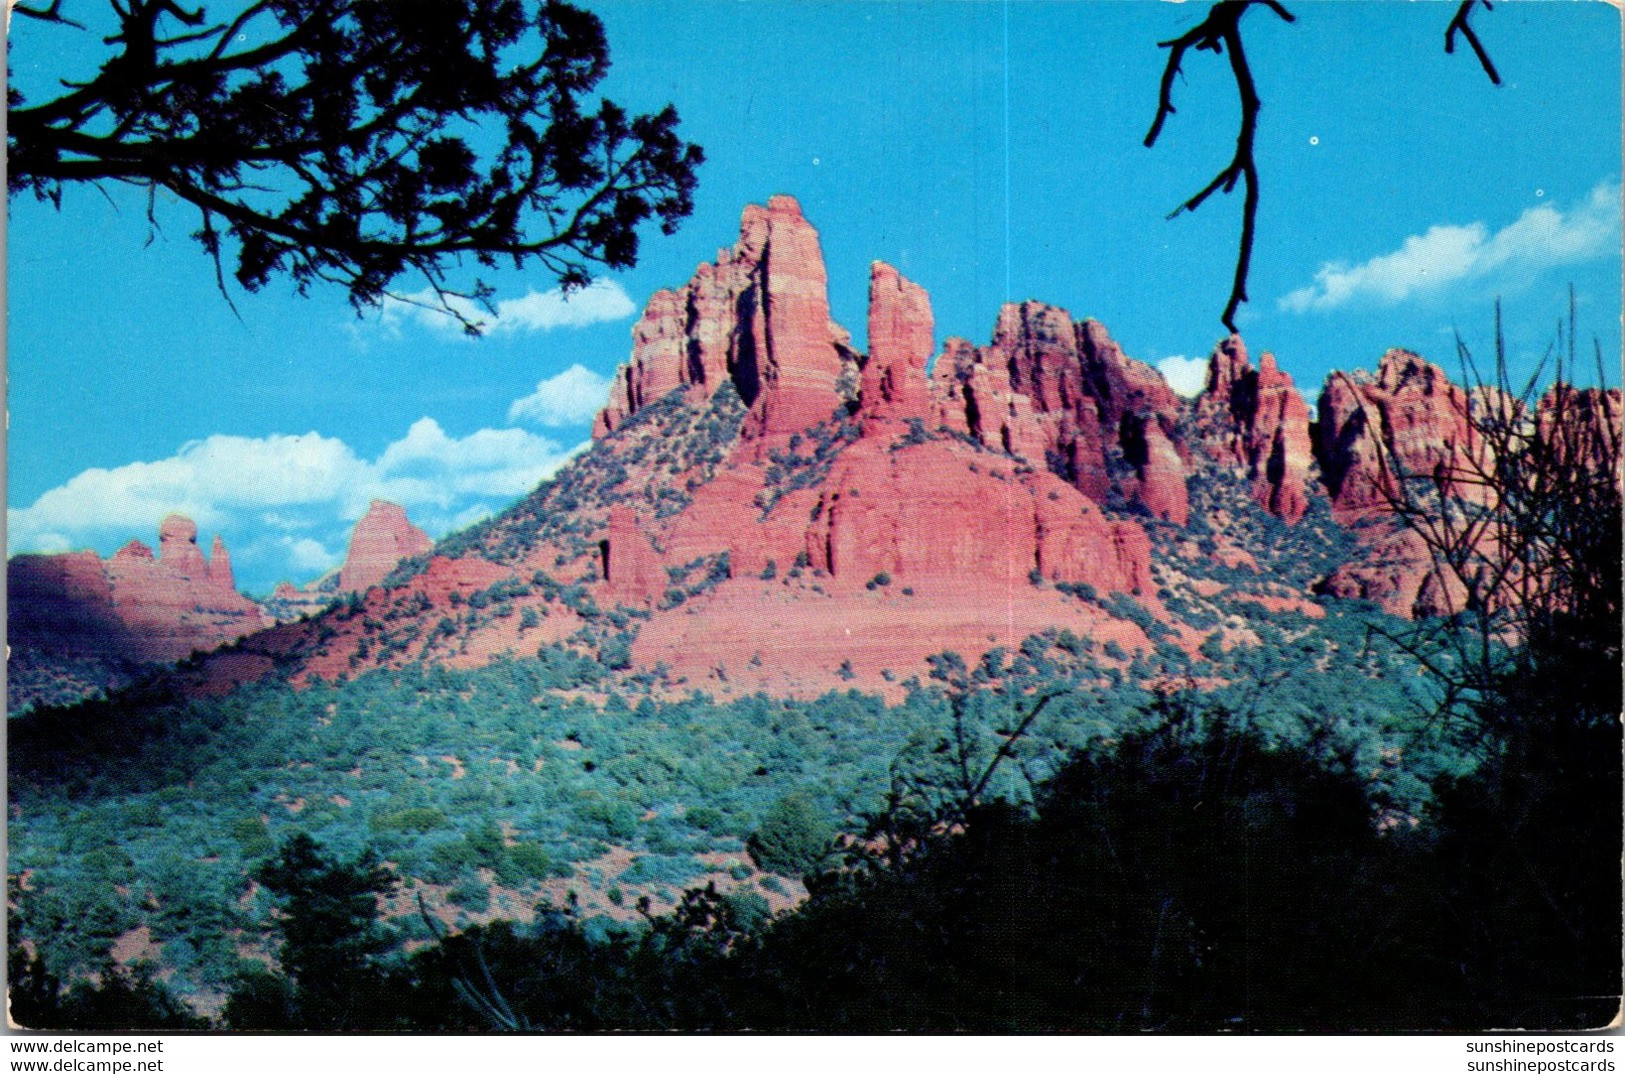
<box><xmin>156</xmin><ymin>514</ymin><xmax>208</xmax><ymax>577</ymax></box>
<box><xmin>1076</xmin><ymin>317</ymin><xmax>1184</xmax><ymax>445</ymax></box>
<box><xmin>965</xmin><ymin>302</ymin><xmax>1187</xmax><ymax>519</ymax></box>
<box><xmin>801</xmin><ymin>437</ymin><xmax>1149</xmax><ymax>595</ymax></box>
<box><xmin>860</xmin><ymin>261</ymin><xmax>933</xmax><ymax>424</ymax></box>
<box><xmin>993</xmin><ymin>301</ymin><xmax>1084</xmax><ymax>416</ymax></box>
<box><xmin>1537</xmin><ymin>383</ymin><xmax>1623</xmax><ymax>474</ymax></box>
<box><xmin>595</xmin><ymin>289</ymin><xmax>691</xmax><ymax>436</ymax></box>
<box><xmin>597</xmin><ymin>201</ymin><xmax>1192</xmax><ymax>522</ymax></box>
<box><xmin>1195</xmin><ymin>336</ymin><xmax>1313</xmax><ymax>524</ymax></box>
<box><xmin>595</xmin><ymin>195</ymin><xmax>849</xmax><ymax>446</ymax></box>
<box><xmin>1315</xmin><ymin>349</ymin><xmax>1479</xmax><ymax>523</ymax></box>
<box><xmin>601</xmin><ymin>504</ymin><xmax>667</xmax><ymax>604</ymax></box>
<box><xmin>1316</xmin><ymin>523</ymin><xmax>1466</xmax><ymax>619</ymax></box>
<box><xmin>930</xmin><ymin>337</ymin><xmax>977</xmax><ymax>436</ymax></box>
<box><xmin>338</xmin><ymin>500</ymin><xmax>434</xmax><ymax>594</ymax></box>
<box><xmin>208</xmin><ymin>534</ymin><xmax>237</xmax><ymax>591</ymax></box>
<box><xmin>616</xmin><ymin>432</ymin><xmax>1153</xmax><ymax>695</ymax></box>
<box><xmin>1121</xmin><ymin>414</ymin><xmax>1190</xmax><ymax>526</ymax></box>
<box><xmin>956</xmin><ymin>346</ymin><xmax>1057</xmax><ymax>475</ymax></box>
<box><xmin>102</xmin><ymin>516</ymin><xmax>266</xmax><ymax>661</ymax></box>
<box><xmin>733</xmin><ymin>195</ymin><xmax>847</xmax><ymax>443</ymax></box>
<box><xmin>1310</xmin><ymin>349</ymin><xmax>1504</xmax><ymax>617</ymax></box>
<box><xmin>591</xmin><ymin>425</ymin><xmax>1153</xmax><ymax>680</ymax></box>
<box><xmin>6</xmin><ymin>550</ymin><xmax>132</xmax><ymax>657</ymax></box>
<box><xmin>11</xmin><ymin>517</ymin><xmax>268</xmax><ymax>668</ymax></box>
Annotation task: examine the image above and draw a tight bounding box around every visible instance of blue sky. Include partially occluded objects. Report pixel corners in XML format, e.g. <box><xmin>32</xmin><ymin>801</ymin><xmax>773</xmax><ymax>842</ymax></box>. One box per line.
<box><xmin>8</xmin><ymin>1</ymin><xmax>1621</xmax><ymax>595</ymax></box>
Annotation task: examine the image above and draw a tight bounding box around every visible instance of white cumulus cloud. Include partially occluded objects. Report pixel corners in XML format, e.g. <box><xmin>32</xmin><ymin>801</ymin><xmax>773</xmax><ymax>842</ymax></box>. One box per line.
<box><xmin>508</xmin><ymin>364</ymin><xmax>614</xmax><ymax>427</ymax></box>
<box><xmin>5</xmin><ymin>432</ymin><xmax>367</xmax><ymax>541</ymax></box>
<box><xmin>369</xmin><ymin>417</ymin><xmax>583</xmax><ymax>507</ymax></box>
<box><xmin>1156</xmin><ymin>355</ymin><xmax>1209</xmax><ymax>399</ymax></box>
<box><xmin>374</xmin><ymin>279</ymin><xmax>636</xmax><ymax>339</ymax></box>
<box><xmin>7</xmin><ymin>420</ymin><xmax>586</xmax><ymax>589</ymax></box>
<box><xmin>1280</xmin><ymin>181</ymin><xmax>1622</xmax><ymax>313</ymax></box>
<box><xmin>278</xmin><ymin>536</ymin><xmax>338</xmax><ymax>574</ymax></box>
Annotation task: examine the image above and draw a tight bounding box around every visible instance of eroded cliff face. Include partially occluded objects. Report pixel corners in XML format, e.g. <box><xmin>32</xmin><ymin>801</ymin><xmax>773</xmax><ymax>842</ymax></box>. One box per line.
<box><xmin>14</xmin><ymin>515</ymin><xmax>269</xmax><ymax>666</ymax></box>
<box><xmin>8</xmin><ymin>500</ymin><xmax>443</xmax><ymax>712</ymax></box>
<box><xmin>1309</xmin><ymin>349</ymin><xmax>1494</xmax><ymax>616</ymax></box>
<box><xmin>7</xmin><ymin>550</ymin><xmax>133</xmax><ymax>657</ymax></box>
<box><xmin>594</xmin><ymin>194</ymin><xmax>854</xmax><ymax>447</ymax></box>
<box><xmin>26</xmin><ymin>196</ymin><xmax>1586</xmax><ymax>710</ymax></box>
<box><xmin>592</xmin><ymin>198</ymin><xmax>1202</xmax><ymax>528</ymax></box>
<box><xmin>1195</xmin><ymin>335</ymin><xmax>1314</xmax><ymax>526</ymax></box>
<box><xmin>589</xmin><ymin>206</ymin><xmax>1163</xmax><ymax>618</ymax></box>
<box><xmin>338</xmin><ymin>500</ymin><xmax>435</xmax><ymax>594</ymax></box>
<box><xmin>1315</xmin><ymin>349</ymin><xmax>1484</xmax><ymax>522</ymax></box>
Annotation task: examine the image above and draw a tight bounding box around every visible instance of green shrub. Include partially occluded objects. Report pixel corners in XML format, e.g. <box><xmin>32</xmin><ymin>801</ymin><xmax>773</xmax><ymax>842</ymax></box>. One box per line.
<box><xmin>685</xmin><ymin>806</ymin><xmax>724</xmax><ymax>832</ymax></box>
<box><xmin>748</xmin><ymin>793</ymin><xmax>835</xmax><ymax>877</ymax></box>
<box><xmin>447</xmin><ymin>879</ymin><xmax>489</xmax><ymax>912</ymax></box>
<box><xmin>507</xmin><ymin>843</ymin><xmax>553</xmax><ymax>881</ymax></box>
<box><xmin>579</xmin><ymin>798</ymin><xmax>639</xmax><ymax>842</ymax></box>
<box><xmin>370</xmin><ymin>807</ymin><xmax>447</xmax><ymax>834</ymax></box>
<box><xmin>231</xmin><ymin>816</ymin><xmax>274</xmax><ymax>857</ymax></box>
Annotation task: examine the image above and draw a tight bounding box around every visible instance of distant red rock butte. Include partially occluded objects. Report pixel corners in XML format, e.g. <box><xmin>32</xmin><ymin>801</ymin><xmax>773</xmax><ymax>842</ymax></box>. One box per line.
<box><xmin>12</xmin><ymin>514</ymin><xmax>268</xmax><ymax>664</ymax></box>
<box><xmin>338</xmin><ymin>500</ymin><xmax>435</xmax><ymax>594</ymax></box>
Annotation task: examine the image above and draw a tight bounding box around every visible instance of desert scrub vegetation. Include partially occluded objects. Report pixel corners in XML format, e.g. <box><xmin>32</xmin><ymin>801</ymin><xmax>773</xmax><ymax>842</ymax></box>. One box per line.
<box><xmin>7</xmin><ymin>601</ymin><xmax>1449</xmax><ymax>1007</ymax></box>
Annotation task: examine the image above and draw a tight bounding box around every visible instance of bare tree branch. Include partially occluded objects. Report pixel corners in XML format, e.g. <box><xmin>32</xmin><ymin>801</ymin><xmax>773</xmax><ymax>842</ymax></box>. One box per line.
<box><xmin>1354</xmin><ymin>295</ymin><xmax>1620</xmax><ymax>741</ymax></box>
<box><xmin>11</xmin><ymin>0</ymin><xmax>85</xmax><ymax>28</ymax></box>
<box><xmin>1144</xmin><ymin>0</ymin><xmax>1295</xmax><ymax>335</ymax></box>
<box><xmin>1446</xmin><ymin>0</ymin><xmax>1502</xmax><ymax>85</ymax></box>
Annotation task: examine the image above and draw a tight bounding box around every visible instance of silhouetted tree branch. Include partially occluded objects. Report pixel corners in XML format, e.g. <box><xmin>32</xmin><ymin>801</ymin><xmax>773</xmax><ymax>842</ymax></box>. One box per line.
<box><xmin>1145</xmin><ymin>0</ymin><xmax>1295</xmax><ymax>336</ymax></box>
<box><xmin>8</xmin><ymin>0</ymin><xmax>704</xmax><ymax>333</ymax></box>
<box><xmin>1362</xmin><ymin>294</ymin><xmax>1620</xmax><ymax>740</ymax></box>
<box><xmin>417</xmin><ymin>894</ymin><xmax>531</xmax><ymax>1031</ymax></box>
<box><xmin>1447</xmin><ymin>0</ymin><xmax>1502</xmax><ymax>85</ymax></box>
<box><xmin>1148</xmin><ymin>0</ymin><xmax>1503</xmax><ymax>333</ymax></box>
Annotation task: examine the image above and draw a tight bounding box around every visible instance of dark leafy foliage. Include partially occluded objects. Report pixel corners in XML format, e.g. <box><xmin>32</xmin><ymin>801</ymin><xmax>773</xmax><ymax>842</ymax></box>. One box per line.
<box><xmin>747</xmin><ymin>793</ymin><xmax>834</xmax><ymax>877</ymax></box>
<box><xmin>197</xmin><ymin>692</ymin><xmax>1614</xmax><ymax>1032</ymax></box>
<box><xmin>8</xmin><ymin>0</ymin><xmax>703</xmax><ymax>329</ymax></box>
<box><xmin>7</xmin><ymin>946</ymin><xmax>206</xmax><ymax>1031</ymax></box>
<box><xmin>236</xmin><ymin>833</ymin><xmax>399</xmax><ymax>1030</ymax></box>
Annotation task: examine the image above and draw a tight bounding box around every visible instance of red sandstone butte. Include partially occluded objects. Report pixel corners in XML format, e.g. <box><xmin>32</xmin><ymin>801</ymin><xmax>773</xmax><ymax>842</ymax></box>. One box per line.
<box><xmin>338</xmin><ymin>499</ymin><xmax>434</xmax><ymax>594</ymax></box>
<box><xmin>1311</xmin><ymin>349</ymin><xmax>1495</xmax><ymax>617</ymax></box>
<box><xmin>595</xmin><ymin>195</ymin><xmax>850</xmax><ymax>446</ymax></box>
<box><xmin>802</xmin><ymin>437</ymin><xmax>1150</xmax><ymax>595</ymax></box>
<box><xmin>860</xmin><ymin>261</ymin><xmax>933</xmax><ymax>425</ymax></box>
<box><xmin>1315</xmin><ymin>349</ymin><xmax>1480</xmax><ymax>523</ymax></box>
<box><xmin>967</xmin><ymin>302</ymin><xmax>1187</xmax><ymax>520</ymax></box>
<box><xmin>9</xmin><ymin>515</ymin><xmax>271</xmax><ymax>665</ymax></box>
<box><xmin>6</xmin><ymin>549</ymin><xmax>133</xmax><ymax>656</ymax></box>
<box><xmin>1195</xmin><ymin>335</ymin><xmax>1313</xmax><ymax>524</ymax></box>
